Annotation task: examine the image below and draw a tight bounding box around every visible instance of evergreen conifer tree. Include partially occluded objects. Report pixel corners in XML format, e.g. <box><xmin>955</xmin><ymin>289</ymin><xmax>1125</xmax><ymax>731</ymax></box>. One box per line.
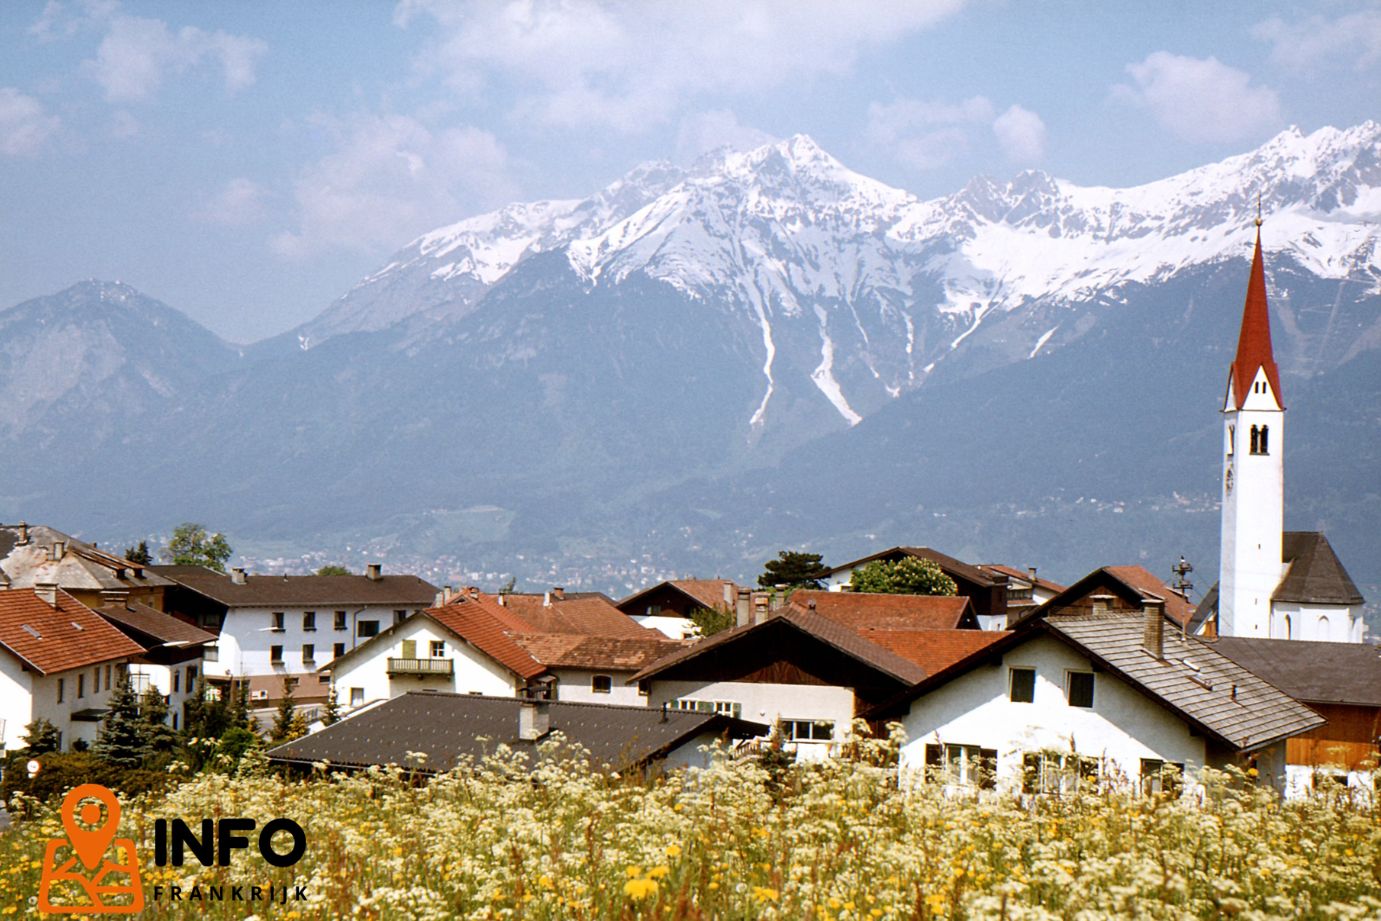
<box><xmin>93</xmin><ymin>672</ymin><xmax>151</xmax><ymax>766</ymax></box>
<box><xmin>21</xmin><ymin>718</ymin><xmax>62</xmax><ymax>754</ymax></box>
<box><xmin>271</xmin><ymin>676</ymin><xmax>297</xmax><ymax>742</ymax></box>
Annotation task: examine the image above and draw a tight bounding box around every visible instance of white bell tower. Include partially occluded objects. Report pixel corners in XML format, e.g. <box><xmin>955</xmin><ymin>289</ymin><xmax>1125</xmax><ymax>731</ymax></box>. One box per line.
<box><xmin>1219</xmin><ymin>220</ymin><xmax>1285</xmax><ymax>638</ymax></box>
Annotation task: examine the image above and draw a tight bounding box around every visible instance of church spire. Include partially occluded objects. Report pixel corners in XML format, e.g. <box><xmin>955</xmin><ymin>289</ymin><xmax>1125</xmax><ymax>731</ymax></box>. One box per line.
<box><xmin>1228</xmin><ymin>220</ymin><xmax>1283</xmax><ymax>409</ymax></box>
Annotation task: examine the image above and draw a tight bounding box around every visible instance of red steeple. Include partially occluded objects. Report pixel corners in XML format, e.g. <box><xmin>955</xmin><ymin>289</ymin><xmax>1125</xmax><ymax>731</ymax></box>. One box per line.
<box><xmin>1228</xmin><ymin>225</ymin><xmax>1282</xmax><ymax>409</ymax></box>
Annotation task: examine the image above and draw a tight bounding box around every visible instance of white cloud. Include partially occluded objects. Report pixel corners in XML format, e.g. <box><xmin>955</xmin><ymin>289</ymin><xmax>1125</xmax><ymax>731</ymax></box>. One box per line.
<box><xmin>396</xmin><ymin>0</ymin><xmax>966</xmax><ymax>132</ymax></box>
<box><xmin>992</xmin><ymin>104</ymin><xmax>1046</xmax><ymax>163</ymax></box>
<box><xmin>87</xmin><ymin>14</ymin><xmax>267</xmax><ymax>102</ymax></box>
<box><xmin>1114</xmin><ymin>52</ymin><xmax>1281</xmax><ymax>145</ymax></box>
<box><xmin>271</xmin><ymin>114</ymin><xmax>515</xmax><ymax>258</ymax></box>
<box><xmin>866</xmin><ymin>95</ymin><xmax>1045</xmax><ymax>170</ymax></box>
<box><xmin>27</xmin><ymin>0</ymin><xmax>117</xmax><ymax>42</ymax></box>
<box><xmin>197</xmin><ymin>178</ymin><xmax>269</xmax><ymax>226</ymax></box>
<box><xmin>0</xmin><ymin>87</ymin><xmax>61</xmax><ymax>156</ymax></box>
<box><xmin>675</xmin><ymin>110</ymin><xmax>775</xmax><ymax>162</ymax></box>
<box><xmin>1254</xmin><ymin>9</ymin><xmax>1381</xmax><ymax>72</ymax></box>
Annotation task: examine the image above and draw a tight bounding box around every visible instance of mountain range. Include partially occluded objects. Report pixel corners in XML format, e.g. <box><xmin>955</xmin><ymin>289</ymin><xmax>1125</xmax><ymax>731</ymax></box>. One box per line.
<box><xmin>1</xmin><ymin>123</ymin><xmax>1378</xmax><ymax>610</ymax></box>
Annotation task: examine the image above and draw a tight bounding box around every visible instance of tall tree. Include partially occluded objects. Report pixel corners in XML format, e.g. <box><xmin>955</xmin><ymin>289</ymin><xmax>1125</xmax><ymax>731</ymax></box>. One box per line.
<box><xmin>93</xmin><ymin>672</ymin><xmax>151</xmax><ymax>767</ymax></box>
<box><xmin>758</xmin><ymin>550</ymin><xmax>830</xmax><ymax>589</ymax></box>
<box><xmin>123</xmin><ymin>540</ymin><xmax>152</xmax><ymax>565</ymax></box>
<box><xmin>21</xmin><ymin>718</ymin><xmax>62</xmax><ymax>754</ymax></box>
<box><xmin>139</xmin><ymin>686</ymin><xmax>177</xmax><ymax>753</ymax></box>
<box><xmin>322</xmin><ymin>686</ymin><xmax>341</xmax><ymax>726</ymax></box>
<box><xmin>271</xmin><ymin>676</ymin><xmax>299</xmax><ymax>743</ymax></box>
<box><xmin>849</xmin><ymin>557</ymin><xmax>958</xmax><ymax>596</ymax></box>
<box><xmin>166</xmin><ymin>522</ymin><xmax>233</xmax><ymax>572</ymax></box>
<box><xmin>689</xmin><ymin>606</ymin><xmax>735</xmax><ymax>637</ymax></box>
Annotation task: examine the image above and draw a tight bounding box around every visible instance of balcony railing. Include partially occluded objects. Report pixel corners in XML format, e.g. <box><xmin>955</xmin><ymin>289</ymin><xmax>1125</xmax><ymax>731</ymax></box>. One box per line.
<box><xmin>387</xmin><ymin>657</ymin><xmax>453</xmax><ymax>676</ymax></box>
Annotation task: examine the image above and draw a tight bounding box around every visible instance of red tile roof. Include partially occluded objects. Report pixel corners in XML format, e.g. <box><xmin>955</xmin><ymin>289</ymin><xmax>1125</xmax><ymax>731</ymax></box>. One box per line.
<box><xmin>497</xmin><ymin>593</ymin><xmax>654</xmax><ymax>637</ymax></box>
<box><xmin>428</xmin><ymin>601</ymin><xmax>547</xmax><ymax>680</ymax></box>
<box><xmin>512</xmin><ymin>633</ymin><xmax>688</xmax><ymax>671</ymax></box>
<box><xmin>1102</xmin><ymin>566</ymin><xmax>1196</xmax><ymax>628</ymax></box>
<box><xmin>786</xmin><ymin>590</ymin><xmax>975</xmax><ymax>630</ymax></box>
<box><xmin>978</xmin><ymin>564</ymin><xmax>1066</xmax><ymax>595</ymax></box>
<box><xmin>0</xmin><ymin>588</ymin><xmax>145</xmax><ymax>675</ymax></box>
<box><xmin>1229</xmin><ymin>229</ymin><xmax>1282</xmax><ymax>409</ymax></box>
<box><xmin>862</xmin><ymin>628</ymin><xmax>1005</xmax><ymax>676</ymax></box>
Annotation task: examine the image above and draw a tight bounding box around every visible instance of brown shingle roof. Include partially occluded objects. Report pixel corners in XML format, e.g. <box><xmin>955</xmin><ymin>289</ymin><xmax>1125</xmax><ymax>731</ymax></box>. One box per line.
<box><xmin>826</xmin><ymin>547</ymin><xmax>1002</xmax><ymax>588</ymax></box>
<box><xmin>0</xmin><ymin>588</ymin><xmax>145</xmax><ymax>674</ymax></box>
<box><xmin>498</xmin><ymin>593</ymin><xmax>654</xmax><ymax>637</ymax></box>
<box><xmin>427</xmin><ymin>602</ymin><xmax>547</xmax><ymax>680</ymax></box>
<box><xmin>1031</xmin><ymin>565</ymin><xmax>1196</xmax><ymax>629</ymax></box>
<box><xmin>152</xmin><ymin>566</ymin><xmax>438</xmax><ymax>606</ymax></box>
<box><xmin>1102</xmin><ymin>566</ymin><xmax>1197</xmax><ymax>628</ymax></box>
<box><xmin>95</xmin><ymin>601</ymin><xmax>217</xmax><ymax>648</ymax></box>
<box><xmin>616</xmin><ymin>579</ymin><xmax>740</xmax><ymax>614</ymax></box>
<box><xmin>979</xmin><ymin>564</ymin><xmax>1067</xmax><ymax>595</ymax></box>
<box><xmin>863</xmin><ymin>629</ymin><xmax>1006</xmax><ymax>676</ymax></box>
<box><xmin>1211</xmin><ymin>637</ymin><xmax>1381</xmax><ymax>707</ymax></box>
<box><xmin>1275</xmin><ymin>532</ymin><xmax>1364</xmax><ymax>605</ymax></box>
<box><xmin>787</xmin><ymin>590</ymin><xmax>976</xmax><ymax>630</ymax></box>
<box><xmin>512</xmin><ymin>633</ymin><xmax>688</xmax><ymax>671</ymax></box>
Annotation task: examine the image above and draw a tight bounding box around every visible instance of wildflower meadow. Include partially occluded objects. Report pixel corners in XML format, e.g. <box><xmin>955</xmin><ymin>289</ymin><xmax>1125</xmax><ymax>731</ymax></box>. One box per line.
<box><xmin>2</xmin><ymin>738</ymin><xmax>1378</xmax><ymax>919</ymax></box>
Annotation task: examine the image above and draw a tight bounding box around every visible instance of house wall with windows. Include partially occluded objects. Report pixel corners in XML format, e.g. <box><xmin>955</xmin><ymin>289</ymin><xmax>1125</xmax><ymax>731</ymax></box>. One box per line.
<box><xmin>551</xmin><ymin>667</ymin><xmax>646</xmax><ymax>707</ymax></box>
<box><xmin>329</xmin><ymin>616</ymin><xmax>520</xmax><ymax>711</ymax></box>
<box><xmin>1270</xmin><ymin>602</ymin><xmax>1365</xmax><ymax>643</ymax></box>
<box><xmin>645</xmin><ymin>678</ymin><xmax>854</xmax><ymax>761</ymax></box>
<box><xmin>0</xmin><ymin>656</ymin><xmax>132</xmax><ymax>751</ymax></box>
<box><xmin>896</xmin><ymin>634</ymin><xmax>1210</xmax><ymax>792</ymax></box>
<box><xmin>205</xmin><ymin>603</ymin><xmax>418</xmax><ymax>681</ymax></box>
<box><xmin>127</xmin><ymin>659</ymin><xmax>203</xmax><ymax>731</ymax></box>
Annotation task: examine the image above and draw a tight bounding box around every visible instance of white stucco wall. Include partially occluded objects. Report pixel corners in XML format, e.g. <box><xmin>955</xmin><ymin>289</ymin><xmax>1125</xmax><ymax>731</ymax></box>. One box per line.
<box><xmin>205</xmin><ymin>603</ymin><xmax>424</xmax><ymax>678</ymax></box>
<box><xmin>128</xmin><ymin>658</ymin><xmax>204</xmax><ymax>730</ymax></box>
<box><xmin>1271</xmin><ymin>602</ymin><xmax>1366</xmax><ymax>643</ymax></box>
<box><xmin>330</xmin><ymin>617</ymin><xmax>519</xmax><ymax>712</ymax></box>
<box><xmin>552</xmin><ymin>668</ymin><xmax>647</xmax><ymax>706</ymax></box>
<box><xmin>633</xmin><ymin>614</ymin><xmax>697</xmax><ymax>640</ymax></box>
<box><xmin>1</xmin><ymin>655</ymin><xmax>131</xmax><ymax>751</ymax></box>
<box><xmin>646</xmin><ymin>678</ymin><xmax>855</xmax><ymax>760</ymax></box>
<box><xmin>0</xmin><ymin>653</ymin><xmax>34</xmax><ymax>751</ymax></box>
<box><xmin>896</xmin><ymin>635</ymin><xmax>1208</xmax><ymax>792</ymax></box>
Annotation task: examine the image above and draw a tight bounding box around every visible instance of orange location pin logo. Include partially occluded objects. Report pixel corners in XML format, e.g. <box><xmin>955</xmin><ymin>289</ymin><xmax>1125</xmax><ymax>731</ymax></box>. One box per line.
<box><xmin>62</xmin><ymin>784</ymin><xmax>121</xmax><ymax>870</ymax></box>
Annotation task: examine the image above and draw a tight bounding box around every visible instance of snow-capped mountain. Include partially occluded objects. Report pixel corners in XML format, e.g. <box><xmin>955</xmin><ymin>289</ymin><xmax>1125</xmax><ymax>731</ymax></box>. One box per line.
<box><xmin>303</xmin><ymin>123</ymin><xmax>1381</xmax><ymax>429</ymax></box>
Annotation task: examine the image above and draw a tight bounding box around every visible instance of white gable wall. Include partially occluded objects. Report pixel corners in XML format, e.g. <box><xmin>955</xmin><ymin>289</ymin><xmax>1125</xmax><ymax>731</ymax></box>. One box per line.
<box><xmin>1</xmin><ymin>655</ymin><xmax>132</xmax><ymax>751</ymax></box>
<box><xmin>646</xmin><ymin>678</ymin><xmax>854</xmax><ymax>761</ymax></box>
<box><xmin>897</xmin><ymin>634</ymin><xmax>1207</xmax><ymax>791</ymax></box>
<box><xmin>206</xmin><ymin>603</ymin><xmax>424</xmax><ymax>679</ymax></box>
<box><xmin>552</xmin><ymin>667</ymin><xmax>646</xmax><ymax>706</ymax></box>
<box><xmin>1271</xmin><ymin>601</ymin><xmax>1365</xmax><ymax>643</ymax></box>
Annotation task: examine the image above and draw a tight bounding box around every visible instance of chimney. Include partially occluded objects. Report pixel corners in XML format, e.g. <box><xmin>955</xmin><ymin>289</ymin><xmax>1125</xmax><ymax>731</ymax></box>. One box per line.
<box><xmin>1090</xmin><ymin>594</ymin><xmax>1114</xmax><ymax>617</ymax></box>
<box><xmin>16</xmin><ymin>521</ymin><xmax>29</xmax><ymax>545</ymax></box>
<box><xmin>552</xmin><ymin>586</ymin><xmax>565</xmax><ymax>601</ymax></box>
<box><xmin>807</xmin><ymin>599</ymin><xmax>817</xmax><ymax>611</ymax></box>
<box><xmin>543</xmin><ymin>591</ymin><xmax>551</xmax><ymax>607</ymax></box>
<box><xmin>1027</xmin><ymin>566</ymin><xmax>1038</xmax><ymax>585</ymax></box>
<box><xmin>770</xmin><ymin>587</ymin><xmax>786</xmax><ymax>612</ymax></box>
<box><xmin>50</xmin><ymin>541</ymin><xmax>66</xmax><ymax>562</ymax></box>
<box><xmin>722</xmin><ymin>581</ymin><xmax>735</xmax><ymax>607</ymax></box>
<box><xmin>735</xmin><ymin>588</ymin><xmax>752</xmax><ymax>628</ymax></box>
<box><xmin>752</xmin><ymin>591</ymin><xmax>771</xmax><ymax>622</ymax></box>
<box><xmin>1142</xmin><ymin>599</ymin><xmax>1166</xmax><ymax>660</ymax></box>
<box><xmin>230</xmin><ymin>567</ymin><xmax>248</xmax><ymax>585</ymax></box>
<box><xmin>366</xmin><ymin>563</ymin><xmax>382</xmax><ymax>581</ymax></box>
<box><xmin>468</xmin><ymin>586</ymin><xmax>480</xmax><ymax>600</ymax></box>
<box><xmin>34</xmin><ymin>582</ymin><xmax>58</xmax><ymax>608</ymax></box>
<box><xmin>517</xmin><ymin>699</ymin><xmax>550</xmax><ymax>741</ymax></box>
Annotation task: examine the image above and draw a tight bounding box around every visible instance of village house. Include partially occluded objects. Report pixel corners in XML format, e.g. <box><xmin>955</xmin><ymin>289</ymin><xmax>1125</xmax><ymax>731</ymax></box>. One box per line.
<box><xmin>631</xmin><ymin>591</ymin><xmax>1000</xmax><ymax>760</ymax></box>
<box><xmin>154</xmin><ymin>563</ymin><xmax>437</xmax><ymax>707</ymax></box>
<box><xmin>977</xmin><ymin>565</ymin><xmax>1065</xmax><ymax>620</ymax></box>
<box><xmin>616</xmin><ymin>579</ymin><xmax>742</xmax><ymax>638</ymax></box>
<box><xmin>268</xmin><ymin>692</ymin><xmax>767</xmax><ymax>775</ymax></box>
<box><xmin>870</xmin><ymin>593</ymin><xmax>1325</xmax><ymax>797</ymax></box>
<box><xmin>821</xmin><ymin>547</ymin><xmax>1015</xmax><ymax>630</ymax></box>
<box><xmin>326</xmin><ymin>588</ymin><xmax>682</xmax><ymax>712</ymax></box>
<box><xmin>1</xmin><ymin>522</ymin><xmax>172</xmax><ymax>610</ymax></box>
<box><xmin>94</xmin><ymin>600</ymin><xmax>217</xmax><ymax>731</ymax></box>
<box><xmin>0</xmin><ymin>586</ymin><xmax>146</xmax><ymax>751</ymax></box>
<box><xmin>1212</xmin><ymin>637</ymin><xmax>1380</xmax><ymax>798</ymax></box>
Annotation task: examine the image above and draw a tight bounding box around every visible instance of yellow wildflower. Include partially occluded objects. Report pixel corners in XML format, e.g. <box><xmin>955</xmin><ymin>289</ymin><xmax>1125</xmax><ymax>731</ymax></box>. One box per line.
<box><xmin>626</xmin><ymin>864</ymin><xmax>644</xmax><ymax>878</ymax></box>
<box><xmin>648</xmin><ymin>865</ymin><xmax>670</xmax><ymax>879</ymax></box>
<box><xmin>665</xmin><ymin>844</ymin><xmax>682</xmax><ymax>858</ymax></box>
<box><xmin>753</xmin><ymin>886</ymin><xmax>779</xmax><ymax>903</ymax></box>
<box><xmin>624</xmin><ymin>877</ymin><xmax>659</xmax><ymax>901</ymax></box>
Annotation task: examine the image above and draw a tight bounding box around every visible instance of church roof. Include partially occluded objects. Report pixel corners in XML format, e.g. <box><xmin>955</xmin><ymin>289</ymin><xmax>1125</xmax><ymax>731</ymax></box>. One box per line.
<box><xmin>1212</xmin><ymin>637</ymin><xmax>1381</xmax><ymax>707</ymax></box>
<box><xmin>1273</xmin><ymin>532</ymin><xmax>1364</xmax><ymax>605</ymax></box>
<box><xmin>1227</xmin><ymin>228</ymin><xmax>1283</xmax><ymax>410</ymax></box>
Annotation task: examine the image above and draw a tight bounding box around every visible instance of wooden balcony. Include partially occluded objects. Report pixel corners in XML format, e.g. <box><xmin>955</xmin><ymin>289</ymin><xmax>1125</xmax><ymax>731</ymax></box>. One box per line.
<box><xmin>387</xmin><ymin>657</ymin><xmax>453</xmax><ymax>676</ymax></box>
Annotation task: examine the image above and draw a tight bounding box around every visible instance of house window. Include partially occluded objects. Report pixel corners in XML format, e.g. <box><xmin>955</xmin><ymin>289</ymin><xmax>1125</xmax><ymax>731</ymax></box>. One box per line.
<box><xmin>401</xmin><ymin>639</ymin><xmax>417</xmax><ymax>659</ymax></box>
<box><xmin>204</xmin><ymin>643</ymin><xmax>219</xmax><ymax>662</ymax></box>
<box><xmin>1227</xmin><ymin>424</ymin><xmax>1234</xmax><ymax>456</ymax></box>
<box><xmin>302</xmin><ymin>644</ymin><xmax>315</xmax><ymax>664</ymax></box>
<box><xmin>393</xmin><ymin>609</ymin><xmax>407</xmax><ymax>625</ymax></box>
<box><xmin>1259</xmin><ymin>425</ymin><xmax>1269</xmax><ymax>454</ymax></box>
<box><xmin>782</xmin><ymin>720</ymin><xmax>835</xmax><ymax>742</ymax></box>
<box><xmin>105</xmin><ymin>664</ymin><xmax>112</xmax><ymax>690</ymax></box>
<box><xmin>270</xmin><ymin>645</ymin><xmax>284</xmax><ymax>664</ymax></box>
<box><xmin>57</xmin><ymin>677</ymin><xmax>64</xmax><ymax>703</ymax></box>
<box><xmin>334</xmin><ymin>611</ymin><xmax>347</xmax><ymax>630</ymax></box>
<box><xmin>186</xmin><ymin>665</ymin><xmax>197</xmax><ymax>688</ymax></box>
<box><xmin>1066</xmin><ymin>672</ymin><xmax>1095</xmax><ymax>708</ymax></box>
<box><xmin>672</xmin><ymin>698</ymin><xmax>741</xmax><ymax>718</ymax></box>
<box><xmin>271</xmin><ymin>611</ymin><xmax>285</xmax><ymax>632</ymax></box>
<box><xmin>1022</xmin><ymin>752</ymin><xmax>1099</xmax><ymax>795</ymax></box>
<box><xmin>173</xmin><ymin>671</ymin><xmax>181</xmax><ymax>694</ymax></box>
<box><xmin>357</xmin><ymin>620</ymin><xmax>379</xmax><ymax>638</ymax></box>
<box><xmin>923</xmin><ymin>743</ymin><xmax>997</xmax><ymax>789</ymax></box>
<box><xmin>303</xmin><ymin>611</ymin><xmax>316</xmax><ymax>631</ymax></box>
<box><xmin>334</xmin><ymin>642</ymin><xmax>346</xmax><ymax>659</ymax></box>
<box><xmin>1140</xmin><ymin>759</ymin><xmax>1184</xmax><ymax>796</ymax></box>
<box><xmin>172</xmin><ymin>713</ymin><xmax>178</xmax><ymax>730</ymax></box>
<box><xmin>429</xmin><ymin>640</ymin><xmax>446</xmax><ymax>657</ymax></box>
<box><xmin>1009</xmin><ymin>667</ymin><xmax>1036</xmax><ymax>703</ymax></box>
<box><xmin>93</xmin><ymin>667</ymin><xmax>101</xmax><ymax>693</ymax></box>
<box><xmin>349</xmin><ymin>687</ymin><xmax>364</xmax><ymax>707</ymax></box>
<box><xmin>591</xmin><ymin>674</ymin><xmax>613</xmax><ymax>694</ymax></box>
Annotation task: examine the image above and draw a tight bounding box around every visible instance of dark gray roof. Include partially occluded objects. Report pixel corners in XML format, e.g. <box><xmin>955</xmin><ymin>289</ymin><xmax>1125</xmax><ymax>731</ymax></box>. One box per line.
<box><xmin>825</xmin><ymin>546</ymin><xmax>1002</xmax><ymax>588</ymax></box>
<box><xmin>631</xmin><ymin>606</ymin><xmax>927</xmax><ymax>685</ymax></box>
<box><xmin>1047</xmin><ymin>615</ymin><xmax>1325</xmax><ymax>751</ymax></box>
<box><xmin>1211</xmin><ymin>637</ymin><xmax>1381</xmax><ymax>707</ymax></box>
<box><xmin>153</xmin><ymin>566</ymin><xmax>438</xmax><ymax>607</ymax></box>
<box><xmin>1274</xmin><ymin>532</ymin><xmax>1364</xmax><ymax>605</ymax></box>
<box><xmin>267</xmin><ymin>693</ymin><xmax>767</xmax><ymax>772</ymax></box>
<box><xmin>95</xmin><ymin>601</ymin><xmax>217</xmax><ymax>648</ymax></box>
<box><xmin>1189</xmin><ymin>583</ymin><xmax>1218</xmax><ymax>636</ymax></box>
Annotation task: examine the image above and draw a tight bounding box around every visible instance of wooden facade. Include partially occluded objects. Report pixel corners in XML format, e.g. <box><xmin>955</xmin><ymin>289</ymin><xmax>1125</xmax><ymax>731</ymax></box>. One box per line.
<box><xmin>1286</xmin><ymin>703</ymin><xmax>1381</xmax><ymax>771</ymax></box>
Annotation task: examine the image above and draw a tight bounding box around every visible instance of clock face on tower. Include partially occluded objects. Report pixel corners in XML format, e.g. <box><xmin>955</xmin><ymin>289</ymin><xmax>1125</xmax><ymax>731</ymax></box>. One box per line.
<box><xmin>1225</xmin><ymin>468</ymin><xmax>1233</xmax><ymax>494</ymax></box>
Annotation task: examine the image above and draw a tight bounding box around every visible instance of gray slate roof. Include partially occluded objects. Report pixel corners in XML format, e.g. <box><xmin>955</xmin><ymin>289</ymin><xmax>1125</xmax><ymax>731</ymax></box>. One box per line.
<box><xmin>1274</xmin><ymin>532</ymin><xmax>1364</xmax><ymax>605</ymax></box>
<box><xmin>1211</xmin><ymin>637</ymin><xmax>1381</xmax><ymax>707</ymax></box>
<box><xmin>153</xmin><ymin>565</ymin><xmax>438</xmax><ymax>607</ymax></box>
<box><xmin>0</xmin><ymin>523</ymin><xmax>172</xmax><ymax>592</ymax></box>
<box><xmin>1047</xmin><ymin>615</ymin><xmax>1325</xmax><ymax>751</ymax></box>
<box><xmin>267</xmin><ymin>692</ymin><xmax>766</xmax><ymax>772</ymax></box>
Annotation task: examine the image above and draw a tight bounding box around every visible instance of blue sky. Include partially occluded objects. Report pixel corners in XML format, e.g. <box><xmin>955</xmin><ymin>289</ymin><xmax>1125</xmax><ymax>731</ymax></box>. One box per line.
<box><xmin>2</xmin><ymin>0</ymin><xmax>1379</xmax><ymax>341</ymax></box>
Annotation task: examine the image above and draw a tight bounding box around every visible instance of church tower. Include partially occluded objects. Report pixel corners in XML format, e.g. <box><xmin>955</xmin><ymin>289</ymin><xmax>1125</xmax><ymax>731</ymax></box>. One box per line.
<box><xmin>1219</xmin><ymin>220</ymin><xmax>1285</xmax><ymax>638</ymax></box>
